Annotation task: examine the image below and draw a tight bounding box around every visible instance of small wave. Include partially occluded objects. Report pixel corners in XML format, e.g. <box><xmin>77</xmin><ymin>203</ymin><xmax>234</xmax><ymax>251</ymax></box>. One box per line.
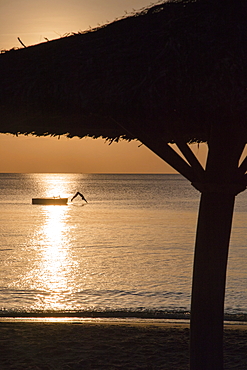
<box><xmin>0</xmin><ymin>307</ymin><xmax>189</xmax><ymax>319</ymax></box>
<box><xmin>0</xmin><ymin>308</ymin><xmax>247</xmax><ymax>323</ymax></box>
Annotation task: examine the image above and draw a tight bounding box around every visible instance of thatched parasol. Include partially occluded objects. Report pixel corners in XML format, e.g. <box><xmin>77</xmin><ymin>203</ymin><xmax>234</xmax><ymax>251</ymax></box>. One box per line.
<box><xmin>1</xmin><ymin>0</ymin><xmax>247</xmax><ymax>369</ymax></box>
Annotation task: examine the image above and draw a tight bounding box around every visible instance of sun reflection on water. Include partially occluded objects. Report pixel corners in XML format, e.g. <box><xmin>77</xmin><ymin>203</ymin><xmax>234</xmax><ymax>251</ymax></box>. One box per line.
<box><xmin>34</xmin><ymin>173</ymin><xmax>72</xmax><ymax>198</ymax></box>
<box><xmin>33</xmin><ymin>205</ymin><xmax>76</xmax><ymax>310</ymax></box>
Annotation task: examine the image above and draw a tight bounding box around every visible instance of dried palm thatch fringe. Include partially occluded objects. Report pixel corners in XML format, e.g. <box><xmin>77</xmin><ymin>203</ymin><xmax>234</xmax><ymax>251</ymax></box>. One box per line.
<box><xmin>0</xmin><ymin>0</ymin><xmax>247</xmax><ymax>143</ymax></box>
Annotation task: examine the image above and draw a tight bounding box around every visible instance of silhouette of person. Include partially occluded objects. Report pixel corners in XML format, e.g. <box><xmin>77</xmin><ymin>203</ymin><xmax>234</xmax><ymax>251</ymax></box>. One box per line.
<box><xmin>71</xmin><ymin>192</ymin><xmax>87</xmax><ymax>202</ymax></box>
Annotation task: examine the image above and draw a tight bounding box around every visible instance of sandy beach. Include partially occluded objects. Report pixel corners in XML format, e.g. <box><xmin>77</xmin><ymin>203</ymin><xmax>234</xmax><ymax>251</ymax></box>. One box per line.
<box><xmin>0</xmin><ymin>320</ymin><xmax>247</xmax><ymax>369</ymax></box>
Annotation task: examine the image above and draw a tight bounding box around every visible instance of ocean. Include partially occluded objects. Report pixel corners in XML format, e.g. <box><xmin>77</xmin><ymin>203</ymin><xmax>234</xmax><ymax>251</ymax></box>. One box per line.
<box><xmin>0</xmin><ymin>173</ymin><xmax>246</xmax><ymax>321</ymax></box>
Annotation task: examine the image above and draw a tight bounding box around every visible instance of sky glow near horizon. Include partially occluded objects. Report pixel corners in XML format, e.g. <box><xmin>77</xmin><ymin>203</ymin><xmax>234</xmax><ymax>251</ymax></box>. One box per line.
<box><xmin>0</xmin><ymin>0</ymin><xmax>244</xmax><ymax>173</ymax></box>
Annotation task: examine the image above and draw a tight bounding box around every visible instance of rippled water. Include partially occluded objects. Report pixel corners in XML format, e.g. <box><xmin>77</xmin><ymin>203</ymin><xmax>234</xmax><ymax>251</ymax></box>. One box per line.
<box><xmin>0</xmin><ymin>173</ymin><xmax>246</xmax><ymax>320</ymax></box>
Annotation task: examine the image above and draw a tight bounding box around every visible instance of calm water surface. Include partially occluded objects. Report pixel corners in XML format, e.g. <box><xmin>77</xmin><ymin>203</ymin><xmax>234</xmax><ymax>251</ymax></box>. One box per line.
<box><xmin>0</xmin><ymin>174</ymin><xmax>246</xmax><ymax>320</ymax></box>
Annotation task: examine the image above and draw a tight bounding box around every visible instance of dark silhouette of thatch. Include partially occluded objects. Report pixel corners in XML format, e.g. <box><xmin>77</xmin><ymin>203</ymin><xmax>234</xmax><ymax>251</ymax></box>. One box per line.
<box><xmin>1</xmin><ymin>1</ymin><xmax>247</xmax><ymax>369</ymax></box>
<box><xmin>1</xmin><ymin>0</ymin><xmax>247</xmax><ymax>143</ymax></box>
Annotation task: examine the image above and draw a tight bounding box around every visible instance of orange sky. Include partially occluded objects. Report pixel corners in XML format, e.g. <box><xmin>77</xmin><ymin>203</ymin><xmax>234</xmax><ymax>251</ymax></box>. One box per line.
<box><xmin>0</xmin><ymin>0</ymin><xmax>236</xmax><ymax>173</ymax></box>
<box><xmin>0</xmin><ymin>133</ymin><xmax>209</xmax><ymax>173</ymax></box>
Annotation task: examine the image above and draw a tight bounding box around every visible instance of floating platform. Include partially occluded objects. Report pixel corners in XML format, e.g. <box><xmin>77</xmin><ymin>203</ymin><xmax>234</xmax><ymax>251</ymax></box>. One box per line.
<box><xmin>32</xmin><ymin>197</ymin><xmax>68</xmax><ymax>205</ymax></box>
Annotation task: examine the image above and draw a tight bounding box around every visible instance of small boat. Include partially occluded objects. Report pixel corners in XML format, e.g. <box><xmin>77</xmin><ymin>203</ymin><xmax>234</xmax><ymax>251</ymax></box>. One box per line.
<box><xmin>32</xmin><ymin>197</ymin><xmax>68</xmax><ymax>205</ymax></box>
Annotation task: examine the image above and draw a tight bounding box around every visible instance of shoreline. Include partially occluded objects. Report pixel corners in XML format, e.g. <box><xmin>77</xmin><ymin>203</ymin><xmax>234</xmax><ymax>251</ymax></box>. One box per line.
<box><xmin>1</xmin><ymin>316</ymin><xmax>247</xmax><ymax>328</ymax></box>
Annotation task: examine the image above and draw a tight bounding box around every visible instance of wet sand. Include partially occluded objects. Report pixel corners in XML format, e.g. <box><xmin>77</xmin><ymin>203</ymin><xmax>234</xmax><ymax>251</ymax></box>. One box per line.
<box><xmin>0</xmin><ymin>320</ymin><xmax>247</xmax><ymax>369</ymax></box>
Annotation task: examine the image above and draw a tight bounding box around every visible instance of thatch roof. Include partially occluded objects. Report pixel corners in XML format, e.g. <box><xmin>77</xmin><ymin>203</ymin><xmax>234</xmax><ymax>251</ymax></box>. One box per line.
<box><xmin>1</xmin><ymin>0</ymin><xmax>247</xmax><ymax>143</ymax></box>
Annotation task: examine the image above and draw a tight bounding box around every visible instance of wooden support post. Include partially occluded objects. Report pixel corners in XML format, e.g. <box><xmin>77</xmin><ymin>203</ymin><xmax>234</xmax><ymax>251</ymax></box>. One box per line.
<box><xmin>175</xmin><ymin>140</ymin><xmax>205</xmax><ymax>183</ymax></box>
<box><xmin>190</xmin><ymin>191</ymin><xmax>235</xmax><ymax>370</ymax></box>
<box><xmin>190</xmin><ymin>128</ymin><xmax>246</xmax><ymax>370</ymax></box>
